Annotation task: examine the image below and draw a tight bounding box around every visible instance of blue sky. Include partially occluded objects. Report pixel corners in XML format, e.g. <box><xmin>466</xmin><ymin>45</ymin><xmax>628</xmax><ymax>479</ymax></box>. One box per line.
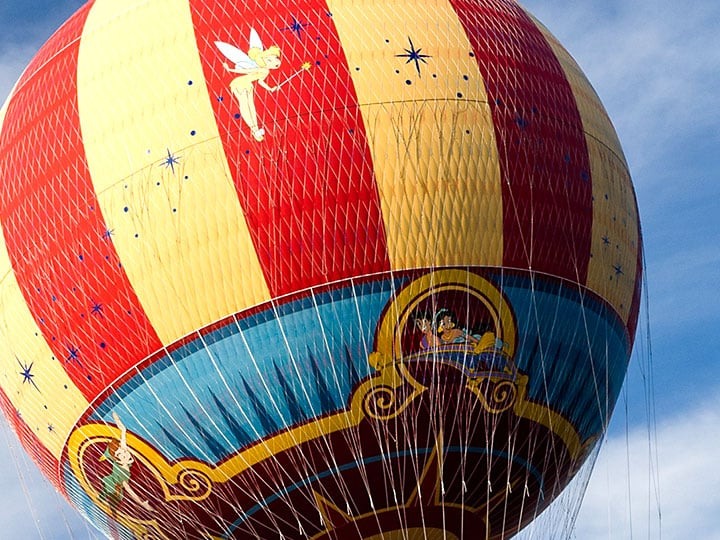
<box><xmin>1</xmin><ymin>0</ymin><xmax>719</xmax><ymax>538</ymax></box>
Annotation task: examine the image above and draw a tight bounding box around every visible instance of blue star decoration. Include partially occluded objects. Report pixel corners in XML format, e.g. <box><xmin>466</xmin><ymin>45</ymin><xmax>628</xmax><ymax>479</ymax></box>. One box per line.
<box><xmin>101</xmin><ymin>228</ymin><xmax>114</xmax><ymax>241</ymax></box>
<box><xmin>515</xmin><ymin>115</ymin><xmax>529</xmax><ymax>130</ymax></box>
<box><xmin>66</xmin><ymin>345</ymin><xmax>82</xmax><ymax>367</ymax></box>
<box><xmin>17</xmin><ymin>359</ymin><xmax>39</xmax><ymax>392</ymax></box>
<box><xmin>613</xmin><ymin>263</ymin><xmax>624</xmax><ymax>276</ymax></box>
<box><xmin>396</xmin><ymin>37</ymin><xmax>431</xmax><ymax>77</ymax></box>
<box><xmin>90</xmin><ymin>301</ymin><xmax>104</xmax><ymax>316</ymax></box>
<box><xmin>160</xmin><ymin>148</ymin><xmax>180</xmax><ymax>174</ymax></box>
<box><xmin>282</xmin><ymin>16</ymin><xmax>309</xmax><ymax>39</ymax></box>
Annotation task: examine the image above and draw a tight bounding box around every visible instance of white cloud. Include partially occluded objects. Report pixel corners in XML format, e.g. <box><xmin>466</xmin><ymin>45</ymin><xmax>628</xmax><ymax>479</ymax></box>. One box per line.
<box><xmin>519</xmin><ymin>387</ymin><xmax>720</xmax><ymax>539</ymax></box>
<box><xmin>575</xmin><ymin>388</ymin><xmax>720</xmax><ymax>539</ymax></box>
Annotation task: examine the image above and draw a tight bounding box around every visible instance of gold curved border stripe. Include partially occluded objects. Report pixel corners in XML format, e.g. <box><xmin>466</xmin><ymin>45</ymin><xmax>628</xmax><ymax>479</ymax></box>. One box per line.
<box><xmin>67</xmin><ymin>368</ymin><xmax>582</xmax><ymax>538</ymax></box>
<box><xmin>68</xmin><ymin>367</ymin><xmax>582</xmax><ymax>512</ymax></box>
<box><xmin>512</xmin><ymin>375</ymin><xmax>583</xmax><ymax>460</ymax></box>
<box><xmin>464</xmin><ymin>372</ymin><xmax>583</xmax><ymax>459</ymax></box>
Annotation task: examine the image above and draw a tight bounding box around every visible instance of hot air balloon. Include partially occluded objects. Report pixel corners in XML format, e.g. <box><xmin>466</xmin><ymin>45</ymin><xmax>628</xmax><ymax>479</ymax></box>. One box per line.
<box><xmin>0</xmin><ymin>0</ymin><xmax>641</xmax><ymax>538</ymax></box>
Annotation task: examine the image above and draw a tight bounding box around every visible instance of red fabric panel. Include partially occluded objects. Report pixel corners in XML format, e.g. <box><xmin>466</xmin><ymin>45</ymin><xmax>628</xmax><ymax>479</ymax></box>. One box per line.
<box><xmin>627</xmin><ymin>222</ymin><xmax>644</xmax><ymax>341</ymax></box>
<box><xmin>189</xmin><ymin>1</ymin><xmax>390</xmax><ymax>296</ymax></box>
<box><xmin>450</xmin><ymin>0</ymin><xmax>593</xmax><ymax>283</ymax></box>
<box><xmin>0</xmin><ymin>2</ymin><xmax>163</xmax><ymax>401</ymax></box>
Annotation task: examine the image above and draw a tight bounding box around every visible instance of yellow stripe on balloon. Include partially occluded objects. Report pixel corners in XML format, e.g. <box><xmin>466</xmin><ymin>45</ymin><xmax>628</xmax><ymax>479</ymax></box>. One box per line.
<box><xmin>0</xmin><ymin>230</ymin><xmax>89</xmax><ymax>459</ymax></box>
<box><xmin>583</xmin><ymin>139</ymin><xmax>639</xmax><ymax>322</ymax></box>
<box><xmin>77</xmin><ymin>0</ymin><xmax>271</xmax><ymax>345</ymax></box>
<box><xmin>328</xmin><ymin>0</ymin><xmax>503</xmax><ymax>270</ymax></box>
<box><xmin>533</xmin><ymin>16</ymin><xmax>639</xmax><ymax>322</ymax></box>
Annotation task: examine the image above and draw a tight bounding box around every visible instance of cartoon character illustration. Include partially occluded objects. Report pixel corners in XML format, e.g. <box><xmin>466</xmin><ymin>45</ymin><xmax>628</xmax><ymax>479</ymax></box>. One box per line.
<box><xmin>216</xmin><ymin>29</ymin><xmax>311</xmax><ymax>141</ymax></box>
<box><xmin>434</xmin><ymin>308</ymin><xmax>481</xmax><ymax>347</ymax></box>
<box><xmin>414</xmin><ymin>311</ymin><xmax>441</xmax><ymax>350</ymax></box>
<box><xmin>99</xmin><ymin>412</ymin><xmax>153</xmax><ymax>520</ymax></box>
<box><xmin>409</xmin><ymin>299</ymin><xmax>516</xmax><ymax>374</ymax></box>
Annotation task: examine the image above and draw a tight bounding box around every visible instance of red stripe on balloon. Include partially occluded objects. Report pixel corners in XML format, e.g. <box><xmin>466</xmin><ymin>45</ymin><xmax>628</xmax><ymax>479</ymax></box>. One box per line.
<box><xmin>0</xmin><ymin>2</ymin><xmax>163</xmax><ymax>401</ymax></box>
<box><xmin>627</xmin><ymin>223</ymin><xmax>643</xmax><ymax>342</ymax></box>
<box><xmin>189</xmin><ymin>1</ymin><xmax>390</xmax><ymax>296</ymax></box>
<box><xmin>0</xmin><ymin>388</ymin><xmax>60</xmax><ymax>488</ymax></box>
<box><xmin>450</xmin><ymin>0</ymin><xmax>593</xmax><ymax>283</ymax></box>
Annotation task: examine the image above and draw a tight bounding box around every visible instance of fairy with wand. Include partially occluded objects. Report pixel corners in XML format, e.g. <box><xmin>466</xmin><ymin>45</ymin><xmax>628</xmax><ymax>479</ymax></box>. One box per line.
<box><xmin>216</xmin><ymin>29</ymin><xmax>311</xmax><ymax>141</ymax></box>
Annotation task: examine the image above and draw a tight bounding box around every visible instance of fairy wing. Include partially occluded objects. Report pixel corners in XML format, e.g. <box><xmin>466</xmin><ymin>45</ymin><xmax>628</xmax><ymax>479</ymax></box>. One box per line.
<box><xmin>215</xmin><ymin>41</ymin><xmax>257</xmax><ymax>69</ymax></box>
<box><xmin>248</xmin><ymin>28</ymin><xmax>264</xmax><ymax>51</ymax></box>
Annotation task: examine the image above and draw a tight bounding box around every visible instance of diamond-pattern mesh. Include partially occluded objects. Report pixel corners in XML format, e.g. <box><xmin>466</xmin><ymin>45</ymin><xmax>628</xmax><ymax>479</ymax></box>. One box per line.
<box><xmin>0</xmin><ymin>1</ymin><xmax>641</xmax><ymax>539</ymax></box>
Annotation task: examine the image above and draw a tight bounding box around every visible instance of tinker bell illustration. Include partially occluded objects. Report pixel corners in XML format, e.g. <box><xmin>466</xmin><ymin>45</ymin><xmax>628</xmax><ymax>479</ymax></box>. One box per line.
<box><xmin>216</xmin><ymin>29</ymin><xmax>311</xmax><ymax>141</ymax></box>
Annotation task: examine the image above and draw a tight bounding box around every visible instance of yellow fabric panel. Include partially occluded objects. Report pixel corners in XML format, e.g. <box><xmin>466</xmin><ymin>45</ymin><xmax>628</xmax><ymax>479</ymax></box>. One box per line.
<box><xmin>532</xmin><ymin>15</ymin><xmax>639</xmax><ymax>321</ymax></box>
<box><xmin>0</xmin><ymin>226</ymin><xmax>89</xmax><ymax>458</ymax></box>
<box><xmin>77</xmin><ymin>0</ymin><xmax>270</xmax><ymax>345</ymax></box>
<box><xmin>583</xmin><ymin>139</ymin><xmax>639</xmax><ymax>321</ymax></box>
<box><xmin>328</xmin><ymin>0</ymin><xmax>503</xmax><ymax>270</ymax></box>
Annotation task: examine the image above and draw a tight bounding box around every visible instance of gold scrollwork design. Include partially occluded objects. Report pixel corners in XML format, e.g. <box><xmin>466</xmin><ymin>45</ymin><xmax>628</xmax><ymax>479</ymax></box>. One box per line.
<box><xmin>362</xmin><ymin>385</ymin><xmax>399</xmax><ymax>420</ymax></box>
<box><xmin>467</xmin><ymin>377</ymin><xmax>518</xmax><ymax>414</ymax></box>
<box><xmin>362</xmin><ymin>384</ymin><xmax>416</xmax><ymax>421</ymax></box>
<box><xmin>355</xmin><ymin>364</ymin><xmax>426</xmax><ymax>422</ymax></box>
<box><xmin>174</xmin><ymin>468</ymin><xmax>213</xmax><ymax>501</ymax></box>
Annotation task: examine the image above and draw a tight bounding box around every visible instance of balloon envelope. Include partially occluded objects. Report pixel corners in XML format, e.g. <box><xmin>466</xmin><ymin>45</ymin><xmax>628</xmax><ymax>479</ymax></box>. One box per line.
<box><xmin>0</xmin><ymin>0</ymin><xmax>641</xmax><ymax>538</ymax></box>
